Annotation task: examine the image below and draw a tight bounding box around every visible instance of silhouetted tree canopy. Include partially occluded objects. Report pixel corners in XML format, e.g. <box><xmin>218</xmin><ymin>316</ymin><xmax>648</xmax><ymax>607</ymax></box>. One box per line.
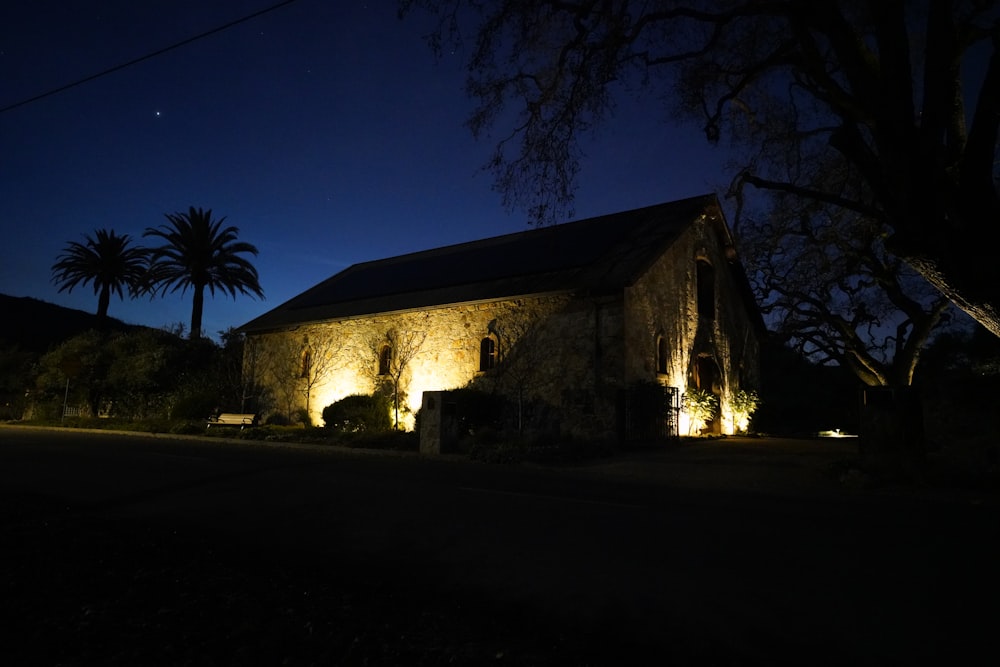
<box><xmin>51</xmin><ymin>229</ymin><xmax>147</xmax><ymax>320</ymax></box>
<box><xmin>402</xmin><ymin>0</ymin><xmax>1000</xmax><ymax>337</ymax></box>
<box><xmin>741</xmin><ymin>196</ymin><xmax>952</xmax><ymax>386</ymax></box>
<box><xmin>144</xmin><ymin>207</ymin><xmax>264</xmax><ymax>340</ymax></box>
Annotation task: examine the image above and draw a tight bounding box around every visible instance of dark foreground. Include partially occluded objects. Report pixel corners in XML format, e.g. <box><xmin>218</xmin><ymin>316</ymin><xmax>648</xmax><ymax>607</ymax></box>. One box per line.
<box><xmin>5</xmin><ymin>509</ymin><xmax>572</xmax><ymax>665</ymax></box>
<box><xmin>1</xmin><ymin>427</ymin><xmax>997</xmax><ymax>665</ymax></box>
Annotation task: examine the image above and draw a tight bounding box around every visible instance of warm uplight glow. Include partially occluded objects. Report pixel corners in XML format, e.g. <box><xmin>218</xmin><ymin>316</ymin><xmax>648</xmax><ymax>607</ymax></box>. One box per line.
<box><xmin>818</xmin><ymin>429</ymin><xmax>857</xmax><ymax>438</ymax></box>
<box><xmin>306</xmin><ymin>342</ymin><xmax>474</xmax><ymax>430</ymax></box>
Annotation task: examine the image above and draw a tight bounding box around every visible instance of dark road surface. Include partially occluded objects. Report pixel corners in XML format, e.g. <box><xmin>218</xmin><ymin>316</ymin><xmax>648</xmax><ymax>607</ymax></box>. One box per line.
<box><xmin>1</xmin><ymin>426</ymin><xmax>997</xmax><ymax>664</ymax></box>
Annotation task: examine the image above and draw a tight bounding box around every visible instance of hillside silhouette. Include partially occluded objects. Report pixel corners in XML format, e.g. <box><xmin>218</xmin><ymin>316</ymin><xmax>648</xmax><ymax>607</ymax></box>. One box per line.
<box><xmin>0</xmin><ymin>294</ymin><xmax>137</xmax><ymax>354</ymax></box>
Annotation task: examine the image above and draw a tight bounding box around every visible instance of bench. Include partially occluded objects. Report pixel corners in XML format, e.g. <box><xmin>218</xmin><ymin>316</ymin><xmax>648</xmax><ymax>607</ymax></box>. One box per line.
<box><xmin>207</xmin><ymin>413</ymin><xmax>257</xmax><ymax>430</ymax></box>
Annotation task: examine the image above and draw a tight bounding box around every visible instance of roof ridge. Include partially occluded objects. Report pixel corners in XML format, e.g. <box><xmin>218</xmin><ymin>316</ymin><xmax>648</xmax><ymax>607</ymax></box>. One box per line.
<box><xmin>239</xmin><ymin>194</ymin><xmax>720</xmax><ymax>332</ymax></box>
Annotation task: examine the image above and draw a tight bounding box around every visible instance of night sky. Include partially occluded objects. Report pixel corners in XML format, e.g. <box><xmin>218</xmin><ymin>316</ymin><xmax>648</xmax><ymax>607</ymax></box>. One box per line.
<box><xmin>1</xmin><ymin>0</ymin><xmax>731</xmax><ymax>340</ymax></box>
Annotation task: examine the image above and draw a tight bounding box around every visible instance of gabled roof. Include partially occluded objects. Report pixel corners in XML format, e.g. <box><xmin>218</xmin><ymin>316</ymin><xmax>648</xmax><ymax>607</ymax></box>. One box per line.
<box><xmin>239</xmin><ymin>194</ymin><xmax>724</xmax><ymax>333</ymax></box>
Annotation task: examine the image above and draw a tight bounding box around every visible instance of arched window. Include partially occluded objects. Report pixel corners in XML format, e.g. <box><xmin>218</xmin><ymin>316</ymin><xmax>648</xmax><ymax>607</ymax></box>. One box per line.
<box><xmin>480</xmin><ymin>336</ymin><xmax>497</xmax><ymax>371</ymax></box>
<box><xmin>378</xmin><ymin>345</ymin><xmax>392</xmax><ymax>376</ymax></box>
<box><xmin>656</xmin><ymin>336</ymin><xmax>668</xmax><ymax>375</ymax></box>
<box><xmin>696</xmin><ymin>259</ymin><xmax>715</xmax><ymax>320</ymax></box>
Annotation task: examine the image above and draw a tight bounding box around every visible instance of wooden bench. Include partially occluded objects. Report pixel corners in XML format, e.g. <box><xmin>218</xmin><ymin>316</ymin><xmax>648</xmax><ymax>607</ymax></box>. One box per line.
<box><xmin>207</xmin><ymin>413</ymin><xmax>257</xmax><ymax>430</ymax></box>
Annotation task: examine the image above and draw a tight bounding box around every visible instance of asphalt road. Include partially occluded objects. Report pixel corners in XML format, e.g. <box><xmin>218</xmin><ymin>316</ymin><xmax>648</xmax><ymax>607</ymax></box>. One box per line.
<box><xmin>1</xmin><ymin>426</ymin><xmax>997</xmax><ymax>664</ymax></box>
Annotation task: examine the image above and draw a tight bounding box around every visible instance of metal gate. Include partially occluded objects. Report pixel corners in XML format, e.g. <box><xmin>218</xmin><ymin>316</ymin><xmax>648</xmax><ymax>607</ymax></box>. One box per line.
<box><xmin>620</xmin><ymin>384</ymin><xmax>680</xmax><ymax>442</ymax></box>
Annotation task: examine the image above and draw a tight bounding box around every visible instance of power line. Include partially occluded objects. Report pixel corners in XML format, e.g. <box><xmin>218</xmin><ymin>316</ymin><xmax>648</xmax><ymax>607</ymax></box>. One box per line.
<box><xmin>0</xmin><ymin>0</ymin><xmax>298</xmax><ymax>114</ymax></box>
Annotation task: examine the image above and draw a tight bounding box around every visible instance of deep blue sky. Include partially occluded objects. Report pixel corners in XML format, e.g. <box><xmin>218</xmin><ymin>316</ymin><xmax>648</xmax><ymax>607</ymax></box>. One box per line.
<box><xmin>1</xmin><ymin>0</ymin><xmax>731</xmax><ymax>340</ymax></box>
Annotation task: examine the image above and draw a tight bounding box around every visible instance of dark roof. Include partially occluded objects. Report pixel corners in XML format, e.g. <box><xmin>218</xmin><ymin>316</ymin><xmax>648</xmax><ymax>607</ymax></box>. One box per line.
<box><xmin>239</xmin><ymin>194</ymin><xmax>723</xmax><ymax>333</ymax></box>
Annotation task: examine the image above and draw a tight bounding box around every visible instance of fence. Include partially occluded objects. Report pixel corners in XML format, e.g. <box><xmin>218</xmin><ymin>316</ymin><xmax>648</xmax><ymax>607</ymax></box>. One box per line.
<box><xmin>619</xmin><ymin>384</ymin><xmax>680</xmax><ymax>442</ymax></box>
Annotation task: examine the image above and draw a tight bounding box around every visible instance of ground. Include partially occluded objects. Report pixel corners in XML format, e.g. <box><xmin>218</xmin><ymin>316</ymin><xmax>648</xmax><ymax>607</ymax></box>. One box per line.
<box><xmin>2</xmin><ymin>429</ymin><xmax>997</xmax><ymax>665</ymax></box>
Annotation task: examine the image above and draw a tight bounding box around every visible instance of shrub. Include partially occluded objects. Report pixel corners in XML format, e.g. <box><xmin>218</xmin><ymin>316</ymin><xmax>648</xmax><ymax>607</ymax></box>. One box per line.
<box><xmin>294</xmin><ymin>407</ymin><xmax>313</xmax><ymax>428</ymax></box>
<box><xmin>171</xmin><ymin>391</ymin><xmax>217</xmax><ymax>420</ymax></box>
<box><xmin>730</xmin><ymin>389</ymin><xmax>761</xmax><ymax>434</ymax></box>
<box><xmin>322</xmin><ymin>394</ymin><xmax>391</xmax><ymax>432</ymax></box>
<box><xmin>264</xmin><ymin>412</ymin><xmax>292</xmax><ymax>426</ymax></box>
<box><xmin>682</xmin><ymin>389</ymin><xmax>719</xmax><ymax>436</ymax></box>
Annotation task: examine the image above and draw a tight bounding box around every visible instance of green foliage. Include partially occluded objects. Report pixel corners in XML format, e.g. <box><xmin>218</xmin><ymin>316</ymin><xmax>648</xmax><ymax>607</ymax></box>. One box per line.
<box><xmin>34</xmin><ymin>329</ymin><xmax>112</xmax><ymax>416</ymax></box>
<box><xmin>730</xmin><ymin>389</ymin><xmax>761</xmax><ymax>434</ymax></box>
<box><xmin>104</xmin><ymin>329</ymin><xmax>180</xmax><ymax>420</ymax></box>
<box><xmin>29</xmin><ymin>328</ymin><xmax>249</xmax><ymax>422</ymax></box>
<box><xmin>682</xmin><ymin>389</ymin><xmax>719</xmax><ymax>435</ymax></box>
<box><xmin>322</xmin><ymin>394</ymin><xmax>392</xmax><ymax>432</ymax></box>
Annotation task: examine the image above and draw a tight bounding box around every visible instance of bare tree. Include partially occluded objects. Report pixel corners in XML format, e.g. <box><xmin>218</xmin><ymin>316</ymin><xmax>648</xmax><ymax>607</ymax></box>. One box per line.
<box><xmin>258</xmin><ymin>329</ymin><xmax>344</xmax><ymax>424</ymax></box>
<box><xmin>485</xmin><ymin>316</ymin><xmax>560</xmax><ymax>434</ymax></box>
<box><xmin>260</xmin><ymin>334</ymin><xmax>299</xmax><ymax>421</ymax></box>
<box><xmin>298</xmin><ymin>330</ymin><xmax>346</xmax><ymax>421</ymax></box>
<box><xmin>402</xmin><ymin>1</ymin><xmax>1000</xmax><ymax>337</ymax></box>
<box><xmin>366</xmin><ymin>328</ymin><xmax>426</xmax><ymax>429</ymax></box>
<box><xmin>742</xmin><ymin>197</ymin><xmax>953</xmax><ymax>387</ymax></box>
<box><xmin>238</xmin><ymin>332</ymin><xmax>270</xmax><ymax>416</ymax></box>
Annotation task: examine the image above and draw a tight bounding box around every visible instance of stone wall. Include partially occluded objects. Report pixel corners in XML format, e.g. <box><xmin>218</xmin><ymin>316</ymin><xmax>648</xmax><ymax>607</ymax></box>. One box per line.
<box><xmin>249</xmin><ymin>292</ymin><xmax>625</xmax><ymax>434</ymax></box>
<box><xmin>623</xmin><ymin>212</ymin><xmax>760</xmax><ymax>434</ymax></box>
<box><xmin>247</xmin><ymin>212</ymin><xmax>759</xmax><ymax>438</ymax></box>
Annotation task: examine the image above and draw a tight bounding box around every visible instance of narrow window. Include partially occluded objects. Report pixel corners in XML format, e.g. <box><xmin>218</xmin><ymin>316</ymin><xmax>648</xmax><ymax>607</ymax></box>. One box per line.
<box><xmin>480</xmin><ymin>337</ymin><xmax>497</xmax><ymax>371</ymax></box>
<box><xmin>696</xmin><ymin>259</ymin><xmax>715</xmax><ymax>320</ymax></box>
<box><xmin>656</xmin><ymin>336</ymin><xmax>668</xmax><ymax>375</ymax></box>
<box><xmin>378</xmin><ymin>345</ymin><xmax>392</xmax><ymax>376</ymax></box>
<box><xmin>300</xmin><ymin>348</ymin><xmax>311</xmax><ymax>378</ymax></box>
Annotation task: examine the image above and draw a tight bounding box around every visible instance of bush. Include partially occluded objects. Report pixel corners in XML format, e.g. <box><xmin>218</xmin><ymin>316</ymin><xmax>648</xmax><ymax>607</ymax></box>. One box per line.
<box><xmin>264</xmin><ymin>413</ymin><xmax>292</xmax><ymax>426</ymax></box>
<box><xmin>322</xmin><ymin>394</ymin><xmax>391</xmax><ymax>432</ymax></box>
<box><xmin>730</xmin><ymin>389</ymin><xmax>760</xmax><ymax>434</ymax></box>
<box><xmin>294</xmin><ymin>408</ymin><xmax>313</xmax><ymax>428</ymax></box>
<box><xmin>682</xmin><ymin>389</ymin><xmax>719</xmax><ymax>435</ymax></box>
<box><xmin>448</xmin><ymin>387</ymin><xmax>506</xmax><ymax>436</ymax></box>
<box><xmin>171</xmin><ymin>392</ymin><xmax>217</xmax><ymax>420</ymax></box>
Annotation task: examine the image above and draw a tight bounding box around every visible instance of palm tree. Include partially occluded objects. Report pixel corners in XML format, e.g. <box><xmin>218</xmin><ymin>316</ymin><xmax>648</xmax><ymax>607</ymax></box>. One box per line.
<box><xmin>144</xmin><ymin>207</ymin><xmax>264</xmax><ymax>340</ymax></box>
<box><xmin>51</xmin><ymin>229</ymin><xmax>147</xmax><ymax>320</ymax></box>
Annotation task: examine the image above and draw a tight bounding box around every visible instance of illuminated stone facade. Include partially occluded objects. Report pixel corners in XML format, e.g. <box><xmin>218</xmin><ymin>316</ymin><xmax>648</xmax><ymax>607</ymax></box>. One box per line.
<box><xmin>623</xmin><ymin>213</ymin><xmax>760</xmax><ymax>435</ymax></box>
<box><xmin>239</xmin><ymin>195</ymin><xmax>762</xmax><ymax>437</ymax></box>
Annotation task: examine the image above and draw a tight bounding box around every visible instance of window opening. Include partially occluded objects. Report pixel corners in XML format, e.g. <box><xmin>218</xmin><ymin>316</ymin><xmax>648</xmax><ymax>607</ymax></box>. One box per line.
<box><xmin>378</xmin><ymin>345</ymin><xmax>392</xmax><ymax>376</ymax></box>
<box><xmin>300</xmin><ymin>348</ymin><xmax>311</xmax><ymax>378</ymax></box>
<box><xmin>480</xmin><ymin>336</ymin><xmax>497</xmax><ymax>371</ymax></box>
<box><xmin>656</xmin><ymin>336</ymin><xmax>668</xmax><ymax>375</ymax></box>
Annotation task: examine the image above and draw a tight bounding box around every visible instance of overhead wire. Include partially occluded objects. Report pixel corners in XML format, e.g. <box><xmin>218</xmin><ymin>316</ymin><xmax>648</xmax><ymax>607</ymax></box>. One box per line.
<box><xmin>0</xmin><ymin>0</ymin><xmax>298</xmax><ymax>114</ymax></box>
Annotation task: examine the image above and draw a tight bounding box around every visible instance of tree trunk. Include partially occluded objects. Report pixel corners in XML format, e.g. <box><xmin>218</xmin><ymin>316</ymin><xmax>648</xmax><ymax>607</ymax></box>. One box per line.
<box><xmin>858</xmin><ymin>386</ymin><xmax>925</xmax><ymax>481</ymax></box>
<box><xmin>892</xmin><ymin>194</ymin><xmax>1000</xmax><ymax>339</ymax></box>
<box><xmin>190</xmin><ymin>284</ymin><xmax>205</xmax><ymax>340</ymax></box>
<box><xmin>906</xmin><ymin>255</ymin><xmax>1000</xmax><ymax>339</ymax></box>
<box><xmin>97</xmin><ymin>285</ymin><xmax>110</xmax><ymax>320</ymax></box>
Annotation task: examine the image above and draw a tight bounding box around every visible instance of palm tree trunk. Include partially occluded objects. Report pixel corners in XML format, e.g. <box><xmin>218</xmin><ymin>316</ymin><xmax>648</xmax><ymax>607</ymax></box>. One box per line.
<box><xmin>190</xmin><ymin>284</ymin><xmax>205</xmax><ymax>340</ymax></box>
<box><xmin>97</xmin><ymin>285</ymin><xmax>110</xmax><ymax>320</ymax></box>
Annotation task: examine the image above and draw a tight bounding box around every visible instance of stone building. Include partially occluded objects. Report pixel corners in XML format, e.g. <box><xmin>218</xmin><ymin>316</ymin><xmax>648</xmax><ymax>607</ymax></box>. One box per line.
<box><xmin>238</xmin><ymin>194</ymin><xmax>763</xmax><ymax>439</ymax></box>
